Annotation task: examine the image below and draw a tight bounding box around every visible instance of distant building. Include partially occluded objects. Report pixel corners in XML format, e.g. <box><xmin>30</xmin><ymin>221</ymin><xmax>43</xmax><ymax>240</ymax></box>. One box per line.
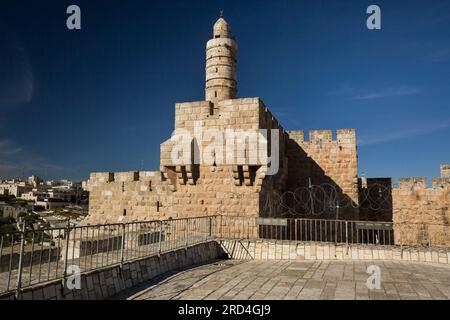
<box><xmin>28</xmin><ymin>175</ymin><xmax>43</xmax><ymax>187</ymax></box>
<box><xmin>1</xmin><ymin>204</ymin><xmax>31</xmax><ymax>220</ymax></box>
<box><xmin>8</xmin><ymin>177</ymin><xmax>86</xmax><ymax>207</ymax></box>
<box><xmin>35</xmin><ymin>198</ymin><xmax>69</xmax><ymax>210</ymax></box>
<box><xmin>0</xmin><ymin>181</ymin><xmax>31</xmax><ymax>197</ymax></box>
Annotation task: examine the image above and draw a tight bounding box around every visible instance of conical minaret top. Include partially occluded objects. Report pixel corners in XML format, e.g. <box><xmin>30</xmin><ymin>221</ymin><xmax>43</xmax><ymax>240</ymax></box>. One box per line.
<box><xmin>213</xmin><ymin>17</ymin><xmax>230</xmax><ymax>38</ymax></box>
<box><xmin>205</xmin><ymin>15</ymin><xmax>238</xmax><ymax>103</ymax></box>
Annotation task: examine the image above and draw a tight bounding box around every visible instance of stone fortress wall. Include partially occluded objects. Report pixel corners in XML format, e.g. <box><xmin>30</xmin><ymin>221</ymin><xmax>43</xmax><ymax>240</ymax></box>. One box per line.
<box><xmin>83</xmin><ymin>16</ymin><xmax>449</xmax><ymax>230</ymax></box>
<box><xmin>84</xmin><ymin>171</ymin><xmax>173</xmax><ymax>224</ymax></box>
<box><xmin>84</xmin><ymin>97</ymin><xmax>290</xmax><ymax>224</ymax></box>
<box><xmin>357</xmin><ymin>167</ymin><xmax>450</xmax><ymax>225</ymax></box>
<box><xmin>286</xmin><ymin>129</ymin><xmax>359</xmax><ymax>220</ymax></box>
<box><xmin>392</xmin><ymin>167</ymin><xmax>450</xmax><ymax>225</ymax></box>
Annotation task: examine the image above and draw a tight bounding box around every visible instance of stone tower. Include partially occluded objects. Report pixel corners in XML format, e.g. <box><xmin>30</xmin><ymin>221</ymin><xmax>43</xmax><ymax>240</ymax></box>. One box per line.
<box><xmin>205</xmin><ymin>15</ymin><xmax>238</xmax><ymax>104</ymax></box>
<box><xmin>84</xmin><ymin>16</ymin><xmax>364</xmax><ymax>225</ymax></box>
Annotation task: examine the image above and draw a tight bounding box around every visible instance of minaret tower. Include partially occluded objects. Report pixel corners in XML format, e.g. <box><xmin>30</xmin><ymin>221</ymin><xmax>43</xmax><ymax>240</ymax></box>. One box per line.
<box><xmin>205</xmin><ymin>14</ymin><xmax>238</xmax><ymax>104</ymax></box>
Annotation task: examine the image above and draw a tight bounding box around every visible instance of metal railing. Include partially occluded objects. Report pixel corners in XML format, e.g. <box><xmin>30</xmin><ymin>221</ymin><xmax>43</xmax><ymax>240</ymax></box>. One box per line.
<box><xmin>1</xmin><ymin>215</ymin><xmax>449</xmax><ymax>296</ymax></box>
<box><xmin>215</xmin><ymin>216</ymin><xmax>450</xmax><ymax>248</ymax></box>
<box><xmin>0</xmin><ymin>216</ymin><xmax>216</xmax><ymax>296</ymax></box>
<box><xmin>214</xmin><ymin>217</ymin><xmax>394</xmax><ymax>245</ymax></box>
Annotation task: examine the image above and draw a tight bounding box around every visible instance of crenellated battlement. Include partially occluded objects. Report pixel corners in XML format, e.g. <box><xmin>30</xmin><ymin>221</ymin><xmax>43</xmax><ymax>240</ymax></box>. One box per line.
<box><xmin>88</xmin><ymin>171</ymin><xmax>161</xmax><ymax>185</ymax></box>
<box><xmin>394</xmin><ymin>177</ymin><xmax>450</xmax><ymax>190</ymax></box>
<box><xmin>432</xmin><ymin>177</ymin><xmax>450</xmax><ymax>189</ymax></box>
<box><xmin>89</xmin><ymin>172</ymin><xmax>114</xmax><ymax>183</ymax></box>
<box><xmin>287</xmin><ymin>129</ymin><xmax>356</xmax><ymax>146</ymax></box>
<box><xmin>397</xmin><ymin>177</ymin><xmax>428</xmax><ymax>189</ymax></box>
<box><xmin>392</xmin><ymin>170</ymin><xmax>449</xmax><ymax>226</ymax></box>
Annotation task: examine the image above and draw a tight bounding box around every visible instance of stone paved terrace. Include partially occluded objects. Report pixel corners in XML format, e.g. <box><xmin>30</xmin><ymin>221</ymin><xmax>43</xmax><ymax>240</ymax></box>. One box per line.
<box><xmin>114</xmin><ymin>260</ymin><xmax>450</xmax><ymax>300</ymax></box>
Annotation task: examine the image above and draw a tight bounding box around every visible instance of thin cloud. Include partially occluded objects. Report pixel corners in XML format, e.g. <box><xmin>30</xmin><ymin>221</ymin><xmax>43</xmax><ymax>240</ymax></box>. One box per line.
<box><xmin>326</xmin><ymin>84</ymin><xmax>356</xmax><ymax>96</ymax></box>
<box><xmin>430</xmin><ymin>48</ymin><xmax>450</xmax><ymax>62</ymax></box>
<box><xmin>0</xmin><ymin>139</ymin><xmax>68</xmax><ymax>179</ymax></box>
<box><xmin>359</xmin><ymin>120</ymin><xmax>450</xmax><ymax>146</ymax></box>
<box><xmin>349</xmin><ymin>86</ymin><xmax>422</xmax><ymax>101</ymax></box>
<box><xmin>424</xmin><ymin>2</ymin><xmax>450</xmax><ymax>26</ymax></box>
<box><xmin>0</xmin><ymin>139</ymin><xmax>22</xmax><ymax>155</ymax></box>
<box><xmin>327</xmin><ymin>84</ymin><xmax>422</xmax><ymax>101</ymax></box>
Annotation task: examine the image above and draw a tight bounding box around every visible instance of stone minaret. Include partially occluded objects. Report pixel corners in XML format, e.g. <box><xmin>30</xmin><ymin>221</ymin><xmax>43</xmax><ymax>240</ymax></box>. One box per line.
<box><xmin>205</xmin><ymin>15</ymin><xmax>238</xmax><ymax>103</ymax></box>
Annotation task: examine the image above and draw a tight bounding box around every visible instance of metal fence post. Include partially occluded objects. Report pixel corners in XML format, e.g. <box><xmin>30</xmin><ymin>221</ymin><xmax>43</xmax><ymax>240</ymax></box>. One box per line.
<box><xmin>15</xmin><ymin>223</ymin><xmax>26</xmax><ymax>300</ymax></box>
<box><xmin>345</xmin><ymin>221</ymin><xmax>349</xmax><ymax>248</ymax></box>
<box><xmin>158</xmin><ymin>221</ymin><xmax>163</xmax><ymax>255</ymax></box>
<box><xmin>62</xmin><ymin>219</ymin><xmax>71</xmax><ymax>288</ymax></box>
<box><xmin>185</xmin><ymin>219</ymin><xmax>189</xmax><ymax>249</ymax></box>
<box><xmin>209</xmin><ymin>216</ymin><xmax>212</xmax><ymax>239</ymax></box>
<box><xmin>120</xmin><ymin>224</ymin><xmax>126</xmax><ymax>268</ymax></box>
<box><xmin>220</xmin><ymin>215</ymin><xmax>223</xmax><ymax>239</ymax></box>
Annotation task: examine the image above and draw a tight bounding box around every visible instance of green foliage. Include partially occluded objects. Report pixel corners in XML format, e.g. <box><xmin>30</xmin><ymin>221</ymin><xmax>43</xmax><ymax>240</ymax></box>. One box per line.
<box><xmin>8</xmin><ymin>198</ymin><xmax>32</xmax><ymax>207</ymax></box>
<box><xmin>0</xmin><ymin>195</ymin><xmax>33</xmax><ymax>207</ymax></box>
<box><xmin>0</xmin><ymin>223</ymin><xmax>17</xmax><ymax>235</ymax></box>
<box><xmin>22</xmin><ymin>213</ymin><xmax>43</xmax><ymax>230</ymax></box>
<box><xmin>0</xmin><ymin>223</ymin><xmax>18</xmax><ymax>246</ymax></box>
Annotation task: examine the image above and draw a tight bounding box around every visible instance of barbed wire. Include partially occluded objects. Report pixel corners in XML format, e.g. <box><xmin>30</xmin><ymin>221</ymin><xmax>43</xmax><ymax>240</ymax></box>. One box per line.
<box><xmin>258</xmin><ymin>183</ymin><xmax>395</xmax><ymax>218</ymax></box>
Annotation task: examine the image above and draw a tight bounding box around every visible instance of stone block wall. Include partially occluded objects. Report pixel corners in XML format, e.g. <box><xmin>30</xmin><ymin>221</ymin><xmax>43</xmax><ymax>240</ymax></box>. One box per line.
<box><xmin>286</xmin><ymin>129</ymin><xmax>359</xmax><ymax>220</ymax></box>
<box><xmin>392</xmin><ymin>177</ymin><xmax>450</xmax><ymax>225</ymax></box>
<box><xmin>390</xmin><ymin>169</ymin><xmax>450</xmax><ymax>246</ymax></box>
<box><xmin>158</xmin><ymin>97</ymin><xmax>289</xmax><ymax>220</ymax></box>
<box><xmin>83</xmin><ymin>171</ymin><xmax>174</xmax><ymax>224</ymax></box>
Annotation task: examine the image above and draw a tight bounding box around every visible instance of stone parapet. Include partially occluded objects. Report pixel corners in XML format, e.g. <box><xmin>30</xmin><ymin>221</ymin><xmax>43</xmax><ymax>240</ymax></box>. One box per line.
<box><xmin>219</xmin><ymin>240</ymin><xmax>450</xmax><ymax>266</ymax></box>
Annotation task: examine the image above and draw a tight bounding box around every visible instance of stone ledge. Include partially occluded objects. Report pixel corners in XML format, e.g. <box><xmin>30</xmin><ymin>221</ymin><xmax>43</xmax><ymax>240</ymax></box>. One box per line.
<box><xmin>220</xmin><ymin>240</ymin><xmax>450</xmax><ymax>266</ymax></box>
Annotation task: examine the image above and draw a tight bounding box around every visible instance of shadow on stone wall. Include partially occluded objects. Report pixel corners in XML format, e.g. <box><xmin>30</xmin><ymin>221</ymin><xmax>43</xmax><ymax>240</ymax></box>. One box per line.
<box><xmin>358</xmin><ymin>178</ymin><xmax>393</xmax><ymax>222</ymax></box>
<box><xmin>259</xmin><ymin>140</ymin><xmax>359</xmax><ymax>220</ymax></box>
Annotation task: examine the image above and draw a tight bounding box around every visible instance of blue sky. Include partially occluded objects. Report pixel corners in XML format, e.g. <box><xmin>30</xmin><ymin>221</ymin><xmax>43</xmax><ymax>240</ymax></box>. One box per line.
<box><xmin>0</xmin><ymin>0</ymin><xmax>449</xmax><ymax>183</ymax></box>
